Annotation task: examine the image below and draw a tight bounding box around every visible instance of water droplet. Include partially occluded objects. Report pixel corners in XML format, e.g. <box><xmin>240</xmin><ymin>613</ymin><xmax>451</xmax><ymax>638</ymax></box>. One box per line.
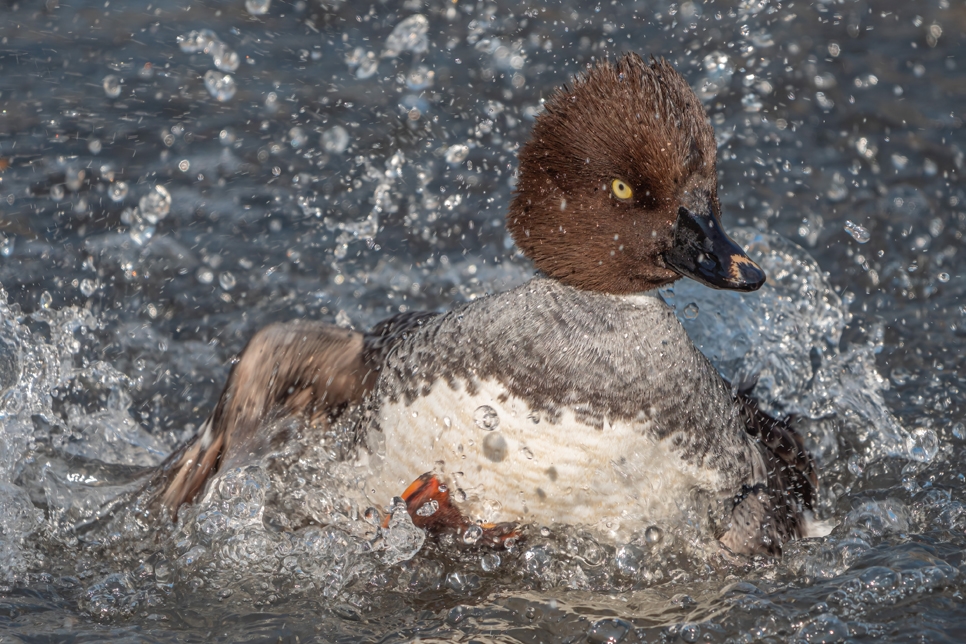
<box><xmin>203</xmin><ymin>71</ymin><xmax>236</xmax><ymax>102</ymax></box>
<box><xmin>952</xmin><ymin>423</ymin><xmax>965</xmax><ymax>440</ymax></box>
<box><xmin>416</xmin><ymin>499</ymin><xmax>438</xmax><ymax>517</ymax></box>
<box><xmin>321</xmin><ymin>126</ymin><xmax>349</xmax><ymax>154</ymax></box>
<box><xmin>88</xmin><ymin>139</ymin><xmax>102</xmax><ymax>155</ymax></box>
<box><xmin>480</xmin><ymin>552</ymin><xmax>501</xmax><ymax>571</ymax></box>
<box><xmin>683</xmin><ymin>302</ymin><xmax>699</xmax><ymax>319</ymax></box>
<box><xmin>482</xmin><ymin>433</ymin><xmax>508</xmax><ymax>462</ymax></box>
<box><xmin>644</xmin><ymin>525</ymin><xmax>663</xmax><ymax>545</ymax></box>
<box><xmin>108</xmin><ymin>181</ymin><xmax>128</xmax><ymax>202</ymax></box>
<box><xmin>334</xmin><ymin>310</ymin><xmax>352</xmax><ymax>328</ymax></box>
<box><xmin>102</xmin><ymin>75</ymin><xmax>121</xmax><ymax>99</ymax></box>
<box><xmin>178</xmin><ymin>29</ymin><xmax>215</xmax><ymax>53</ymax></box>
<box><xmin>741</xmin><ymin>93</ymin><xmax>762</xmax><ymax>112</ymax></box>
<box><xmin>844</xmin><ymin>220</ymin><xmax>870</xmax><ymax>243</ymax></box>
<box><xmin>587</xmin><ymin>618</ymin><xmax>633</xmax><ymax>644</ymax></box>
<box><xmin>196</xmin><ymin>267</ymin><xmax>214</xmax><ymax>285</ymax></box>
<box><xmin>49</xmin><ymin>184</ymin><xmax>64</xmax><ymax>201</ymax></box>
<box><xmin>245</xmin><ymin>0</ymin><xmax>271</xmax><ymax>15</ymax></box>
<box><xmin>406</xmin><ymin>65</ymin><xmax>435</xmax><ymax>90</ymax></box>
<box><xmin>383</xmin><ymin>14</ymin><xmax>429</xmax><ymax>58</ymax></box>
<box><xmin>847</xmin><ymin>454</ymin><xmax>865</xmax><ymax>476</ymax></box>
<box><xmin>39</xmin><ymin>291</ymin><xmax>53</xmax><ymax>309</ymax></box>
<box><xmin>210</xmin><ymin>42</ymin><xmax>239</xmax><ymax>73</ymax></box>
<box><xmin>937</xmin><ymin>272</ymin><xmax>949</xmax><ymax>283</ymax></box>
<box><xmin>79</xmin><ymin>279</ymin><xmax>97</xmax><ymax>297</ymax></box>
<box><xmin>909</xmin><ymin>427</ymin><xmax>938</xmax><ymax>462</ymax></box>
<box><xmin>139</xmin><ymin>185</ymin><xmax>171</xmax><ymax>224</ymax></box>
<box><xmin>697</xmin><ymin>51</ymin><xmax>733</xmax><ymax>101</ymax></box>
<box><xmin>445</xmin><ymin>144</ymin><xmax>470</xmax><ymax>164</ymax></box>
<box><xmin>679</xmin><ymin>623</ymin><xmax>701</xmax><ymax>643</ymax></box>
<box><xmin>219</xmin><ymin>272</ymin><xmax>236</xmax><ymax>291</ymax></box>
<box><xmin>462</xmin><ymin>525</ymin><xmax>483</xmax><ymax>544</ymax></box>
<box><xmin>474</xmin><ymin>405</ymin><xmax>500</xmax><ymax>430</ymax></box>
<box><xmin>288</xmin><ymin>127</ymin><xmax>307</xmax><ymax>149</ymax></box>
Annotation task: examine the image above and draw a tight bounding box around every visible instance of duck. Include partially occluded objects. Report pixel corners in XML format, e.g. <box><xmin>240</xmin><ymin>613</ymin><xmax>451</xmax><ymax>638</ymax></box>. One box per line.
<box><xmin>147</xmin><ymin>53</ymin><xmax>818</xmax><ymax>556</ymax></box>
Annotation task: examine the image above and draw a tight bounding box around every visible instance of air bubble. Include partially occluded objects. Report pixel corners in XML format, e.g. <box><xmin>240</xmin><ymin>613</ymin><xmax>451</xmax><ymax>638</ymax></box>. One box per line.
<box><xmin>683</xmin><ymin>302</ymin><xmax>699</xmax><ymax>319</ymax></box>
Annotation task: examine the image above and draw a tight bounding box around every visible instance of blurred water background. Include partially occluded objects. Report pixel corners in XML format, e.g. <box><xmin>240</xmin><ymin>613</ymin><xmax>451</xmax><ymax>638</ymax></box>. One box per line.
<box><xmin>1</xmin><ymin>0</ymin><xmax>965</xmax><ymax>641</ymax></box>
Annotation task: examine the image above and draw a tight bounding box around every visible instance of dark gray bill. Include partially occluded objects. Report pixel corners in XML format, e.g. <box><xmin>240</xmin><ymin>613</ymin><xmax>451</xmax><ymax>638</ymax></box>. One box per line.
<box><xmin>663</xmin><ymin>205</ymin><xmax>765</xmax><ymax>291</ymax></box>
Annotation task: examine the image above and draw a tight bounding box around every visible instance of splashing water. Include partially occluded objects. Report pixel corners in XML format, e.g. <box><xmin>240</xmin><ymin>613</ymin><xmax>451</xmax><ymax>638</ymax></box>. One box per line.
<box><xmin>664</xmin><ymin>229</ymin><xmax>916</xmax><ymax>464</ymax></box>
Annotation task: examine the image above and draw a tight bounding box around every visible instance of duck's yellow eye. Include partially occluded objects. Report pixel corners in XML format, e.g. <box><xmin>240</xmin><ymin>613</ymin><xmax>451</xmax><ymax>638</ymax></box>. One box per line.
<box><xmin>611</xmin><ymin>179</ymin><xmax>633</xmax><ymax>200</ymax></box>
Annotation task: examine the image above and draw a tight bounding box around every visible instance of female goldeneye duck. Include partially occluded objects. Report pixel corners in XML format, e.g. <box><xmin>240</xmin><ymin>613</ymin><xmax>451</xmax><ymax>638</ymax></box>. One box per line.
<box><xmin>148</xmin><ymin>53</ymin><xmax>818</xmax><ymax>557</ymax></box>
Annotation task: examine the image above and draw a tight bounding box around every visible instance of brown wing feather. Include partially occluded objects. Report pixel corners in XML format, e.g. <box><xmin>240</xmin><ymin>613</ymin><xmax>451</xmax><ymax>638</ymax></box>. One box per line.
<box><xmin>152</xmin><ymin>321</ymin><xmax>373</xmax><ymax>519</ymax></box>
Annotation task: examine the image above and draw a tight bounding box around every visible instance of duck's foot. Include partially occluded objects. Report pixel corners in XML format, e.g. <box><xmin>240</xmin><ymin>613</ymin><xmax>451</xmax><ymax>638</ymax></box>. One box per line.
<box><xmin>397</xmin><ymin>472</ymin><xmax>521</xmax><ymax>547</ymax></box>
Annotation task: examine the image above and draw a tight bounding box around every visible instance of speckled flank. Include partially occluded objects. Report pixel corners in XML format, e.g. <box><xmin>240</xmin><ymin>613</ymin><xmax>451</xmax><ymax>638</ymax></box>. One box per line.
<box><xmin>363</xmin><ymin>277</ymin><xmax>779</xmax><ymax>539</ymax></box>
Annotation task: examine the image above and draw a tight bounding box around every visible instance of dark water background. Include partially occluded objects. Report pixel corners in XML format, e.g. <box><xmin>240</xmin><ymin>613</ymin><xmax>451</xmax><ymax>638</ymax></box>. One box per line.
<box><xmin>1</xmin><ymin>0</ymin><xmax>965</xmax><ymax>641</ymax></box>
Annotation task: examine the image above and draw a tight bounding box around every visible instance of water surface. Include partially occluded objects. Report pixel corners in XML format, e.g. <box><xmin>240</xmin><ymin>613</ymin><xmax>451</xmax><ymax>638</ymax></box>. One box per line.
<box><xmin>1</xmin><ymin>0</ymin><xmax>965</xmax><ymax>641</ymax></box>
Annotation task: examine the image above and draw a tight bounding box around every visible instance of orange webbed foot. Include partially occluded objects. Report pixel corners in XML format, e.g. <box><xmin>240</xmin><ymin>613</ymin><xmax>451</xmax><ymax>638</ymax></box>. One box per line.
<box><xmin>390</xmin><ymin>472</ymin><xmax>522</xmax><ymax>548</ymax></box>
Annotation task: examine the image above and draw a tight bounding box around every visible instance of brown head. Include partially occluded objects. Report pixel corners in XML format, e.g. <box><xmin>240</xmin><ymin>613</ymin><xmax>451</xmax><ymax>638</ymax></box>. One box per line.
<box><xmin>508</xmin><ymin>53</ymin><xmax>764</xmax><ymax>294</ymax></box>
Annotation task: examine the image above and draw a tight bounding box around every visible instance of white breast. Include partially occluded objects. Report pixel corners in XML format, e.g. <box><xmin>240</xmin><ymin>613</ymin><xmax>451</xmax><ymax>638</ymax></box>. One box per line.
<box><xmin>364</xmin><ymin>377</ymin><xmax>729</xmax><ymax>534</ymax></box>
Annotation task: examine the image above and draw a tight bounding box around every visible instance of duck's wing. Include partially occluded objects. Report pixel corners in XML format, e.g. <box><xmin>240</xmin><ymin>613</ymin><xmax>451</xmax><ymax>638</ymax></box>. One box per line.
<box><xmin>717</xmin><ymin>394</ymin><xmax>819</xmax><ymax>556</ymax></box>
<box><xmin>737</xmin><ymin>393</ymin><xmax>818</xmax><ymax>510</ymax></box>
<box><xmin>148</xmin><ymin>311</ymin><xmax>440</xmax><ymax>521</ymax></box>
<box><xmin>151</xmin><ymin>321</ymin><xmax>373</xmax><ymax>518</ymax></box>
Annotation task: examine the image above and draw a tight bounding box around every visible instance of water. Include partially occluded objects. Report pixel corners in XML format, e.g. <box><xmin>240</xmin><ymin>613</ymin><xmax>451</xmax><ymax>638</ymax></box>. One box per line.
<box><xmin>1</xmin><ymin>0</ymin><xmax>965</xmax><ymax>641</ymax></box>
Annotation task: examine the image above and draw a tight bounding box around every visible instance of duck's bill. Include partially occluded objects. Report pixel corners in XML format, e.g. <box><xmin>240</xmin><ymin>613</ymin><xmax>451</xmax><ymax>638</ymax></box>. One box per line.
<box><xmin>663</xmin><ymin>206</ymin><xmax>766</xmax><ymax>292</ymax></box>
